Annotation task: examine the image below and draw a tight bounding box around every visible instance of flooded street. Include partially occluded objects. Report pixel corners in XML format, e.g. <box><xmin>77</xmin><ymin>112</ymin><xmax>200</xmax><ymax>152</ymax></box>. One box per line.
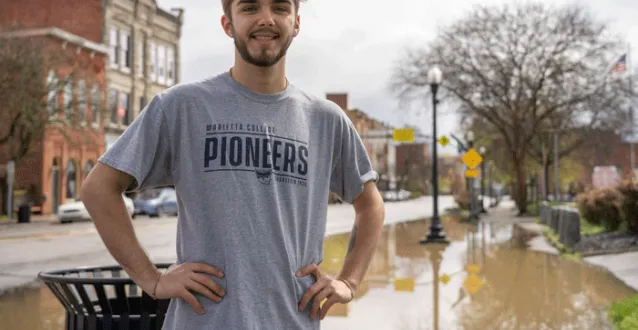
<box><xmin>0</xmin><ymin>217</ymin><xmax>635</xmax><ymax>330</ymax></box>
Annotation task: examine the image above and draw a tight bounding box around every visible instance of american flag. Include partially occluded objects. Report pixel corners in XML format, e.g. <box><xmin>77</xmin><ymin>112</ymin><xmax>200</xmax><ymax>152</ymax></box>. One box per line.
<box><xmin>612</xmin><ymin>54</ymin><xmax>627</xmax><ymax>73</ymax></box>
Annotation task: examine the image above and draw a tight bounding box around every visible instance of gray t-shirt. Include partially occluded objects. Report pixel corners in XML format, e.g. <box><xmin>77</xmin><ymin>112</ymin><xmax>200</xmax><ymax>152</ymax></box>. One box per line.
<box><xmin>99</xmin><ymin>71</ymin><xmax>378</xmax><ymax>329</ymax></box>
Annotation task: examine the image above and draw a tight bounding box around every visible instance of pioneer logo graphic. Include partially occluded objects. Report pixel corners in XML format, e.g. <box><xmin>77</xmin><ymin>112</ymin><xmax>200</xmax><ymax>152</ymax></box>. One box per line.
<box><xmin>203</xmin><ymin>125</ymin><xmax>308</xmax><ymax>187</ymax></box>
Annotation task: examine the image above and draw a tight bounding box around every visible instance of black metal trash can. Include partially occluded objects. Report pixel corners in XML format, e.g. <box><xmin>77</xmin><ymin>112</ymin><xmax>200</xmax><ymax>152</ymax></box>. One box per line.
<box><xmin>38</xmin><ymin>263</ymin><xmax>172</xmax><ymax>330</ymax></box>
<box><xmin>17</xmin><ymin>205</ymin><xmax>30</xmax><ymax>223</ymax></box>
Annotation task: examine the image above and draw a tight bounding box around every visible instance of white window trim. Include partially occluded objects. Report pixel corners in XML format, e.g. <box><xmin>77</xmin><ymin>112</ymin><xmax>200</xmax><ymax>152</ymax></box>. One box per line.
<box><xmin>120</xmin><ymin>31</ymin><xmax>131</xmax><ymax>74</ymax></box>
<box><xmin>137</xmin><ymin>36</ymin><xmax>145</xmax><ymax>77</ymax></box>
<box><xmin>167</xmin><ymin>47</ymin><xmax>174</xmax><ymax>86</ymax></box>
<box><xmin>157</xmin><ymin>44</ymin><xmax>166</xmax><ymax>85</ymax></box>
<box><xmin>150</xmin><ymin>42</ymin><xmax>157</xmax><ymax>81</ymax></box>
<box><xmin>78</xmin><ymin>80</ymin><xmax>87</xmax><ymax>126</ymax></box>
<box><xmin>109</xmin><ymin>27</ymin><xmax>119</xmax><ymax>69</ymax></box>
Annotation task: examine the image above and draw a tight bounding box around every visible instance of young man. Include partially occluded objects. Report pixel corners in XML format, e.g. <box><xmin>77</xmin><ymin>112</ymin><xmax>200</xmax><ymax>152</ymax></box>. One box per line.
<box><xmin>81</xmin><ymin>0</ymin><xmax>385</xmax><ymax>328</ymax></box>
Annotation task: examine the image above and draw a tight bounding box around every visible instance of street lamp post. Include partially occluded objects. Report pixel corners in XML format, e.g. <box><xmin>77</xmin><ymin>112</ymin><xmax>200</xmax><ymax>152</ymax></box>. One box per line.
<box><xmin>479</xmin><ymin>146</ymin><xmax>487</xmax><ymax>213</ymax></box>
<box><xmin>421</xmin><ymin>66</ymin><xmax>448</xmax><ymax>244</ymax></box>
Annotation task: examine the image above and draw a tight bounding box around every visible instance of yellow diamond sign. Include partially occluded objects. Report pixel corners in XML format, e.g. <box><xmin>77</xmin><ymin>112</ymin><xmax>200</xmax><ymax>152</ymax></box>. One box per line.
<box><xmin>439</xmin><ymin>273</ymin><xmax>451</xmax><ymax>285</ymax></box>
<box><xmin>393</xmin><ymin>128</ymin><xmax>415</xmax><ymax>143</ymax></box>
<box><xmin>465</xmin><ymin>169</ymin><xmax>479</xmax><ymax>178</ymax></box>
<box><xmin>438</xmin><ymin>135</ymin><xmax>449</xmax><ymax>147</ymax></box>
<box><xmin>463</xmin><ymin>273</ymin><xmax>484</xmax><ymax>295</ymax></box>
<box><xmin>462</xmin><ymin>148</ymin><xmax>483</xmax><ymax>169</ymax></box>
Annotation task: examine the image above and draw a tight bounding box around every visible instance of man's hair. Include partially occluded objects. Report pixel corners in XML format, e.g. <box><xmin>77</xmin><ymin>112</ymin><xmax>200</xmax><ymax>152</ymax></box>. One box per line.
<box><xmin>222</xmin><ymin>0</ymin><xmax>304</xmax><ymax>18</ymax></box>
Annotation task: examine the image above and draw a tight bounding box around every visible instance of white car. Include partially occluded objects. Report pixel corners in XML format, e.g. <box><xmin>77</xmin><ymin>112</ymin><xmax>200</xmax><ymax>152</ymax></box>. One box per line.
<box><xmin>57</xmin><ymin>195</ymin><xmax>135</xmax><ymax>223</ymax></box>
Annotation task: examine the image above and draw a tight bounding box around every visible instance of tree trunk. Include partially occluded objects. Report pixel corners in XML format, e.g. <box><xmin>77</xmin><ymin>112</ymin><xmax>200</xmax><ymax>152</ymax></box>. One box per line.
<box><xmin>513</xmin><ymin>154</ymin><xmax>528</xmax><ymax>215</ymax></box>
<box><xmin>544</xmin><ymin>161</ymin><xmax>550</xmax><ymax>201</ymax></box>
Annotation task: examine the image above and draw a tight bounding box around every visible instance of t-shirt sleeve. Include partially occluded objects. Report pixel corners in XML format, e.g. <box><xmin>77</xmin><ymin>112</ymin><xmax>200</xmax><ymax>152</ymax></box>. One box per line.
<box><xmin>329</xmin><ymin>115</ymin><xmax>379</xmax><ymax>204</ymax></box>
<box><xmin>98</xmin><ymin>94</ymin><xmax>173</xmax><ymax>192</ymax></box>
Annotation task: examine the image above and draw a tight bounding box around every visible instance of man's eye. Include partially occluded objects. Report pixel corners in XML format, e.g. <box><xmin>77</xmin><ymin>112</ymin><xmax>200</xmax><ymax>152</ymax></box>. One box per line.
<box><xmin>274</xmin><ymin>6</ymin><xmax>289</xmax><ymax>12</ymax></box>
<box><xmin>243</xmin><ymin>6</ymin><xmax>257</xmax><ymax>12</ymax></box>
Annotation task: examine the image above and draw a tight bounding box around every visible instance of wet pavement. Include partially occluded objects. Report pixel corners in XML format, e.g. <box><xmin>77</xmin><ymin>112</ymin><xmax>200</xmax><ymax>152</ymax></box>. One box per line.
<box><xmin>0</xmin><ymin>217</ymin><xmax>636</xmax><ymax>330</ymax></box>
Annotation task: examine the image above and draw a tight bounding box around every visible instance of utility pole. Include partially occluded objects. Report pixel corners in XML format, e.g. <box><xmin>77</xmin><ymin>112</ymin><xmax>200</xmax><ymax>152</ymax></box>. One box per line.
<box><xmin>541</xmin><ymin>142</ymin><xmax>547</xmax><ymax>201</ymax></box>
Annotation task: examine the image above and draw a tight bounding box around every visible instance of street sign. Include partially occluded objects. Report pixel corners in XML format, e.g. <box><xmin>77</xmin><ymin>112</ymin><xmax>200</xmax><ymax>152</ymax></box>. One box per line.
<box><xmin>465</xmin><ymin>169</ymin><xmax>479</xmax><ymax>178</ymax></box>
<box><xmin>438</xmin><ymin>135</ymin><xmax>450</xmax><ymax>147</ymax></box>
<box><xmin>465</xmin><ymin>264</ymin><xmax>481</xmax><ymax>274</ymax></box>
<box><xmin>392</xmin><ymin>128</ymin><xmax>415</xmax><ymax>143</ymax></box>
<box><xmin>592</xmin><ymin>166</ymin><xmax>620</xmax><ymax>188</ymax></box>
<box><xmin>439</xmin><ymin>273</ymin><xmax>451</xmax><ymax>285</ymax></box>
<box><xmin>394</xmin><ymin>277</ymin><xmax>415</xmax><ymax>292</ymax></box>
<box><xmin>462</xmin><ymin>148</ymin><xmax>483</xmax><ymax>169</ymax></box>
<box><xmin>463</xmin><ymin>273</ymin><xmax>484</xmax><ymax>295</ymax></box>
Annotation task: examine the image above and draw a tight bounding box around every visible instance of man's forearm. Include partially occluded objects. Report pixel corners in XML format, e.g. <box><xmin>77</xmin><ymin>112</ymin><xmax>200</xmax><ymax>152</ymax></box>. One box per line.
<box><xmin>82</xmin><ymin>188</ymin><xmax>161</xmax><ymax>294</ymax></box>
<box><xmin>337</xmin><ymin>202</ymin><xmax>385</xmax><ymax>291</ymax></box>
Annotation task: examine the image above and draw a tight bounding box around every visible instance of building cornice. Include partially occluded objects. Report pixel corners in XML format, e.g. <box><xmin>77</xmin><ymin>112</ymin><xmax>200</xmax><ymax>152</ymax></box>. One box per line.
<box><xmin>0</xmin><ymin>27</ymin><xmax>109</xmax><ymax>54</ymax></box>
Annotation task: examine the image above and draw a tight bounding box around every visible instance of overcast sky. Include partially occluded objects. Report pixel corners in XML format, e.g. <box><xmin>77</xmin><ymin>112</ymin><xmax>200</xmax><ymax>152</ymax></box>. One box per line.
<box><xmin>158</xmin><ymin>0</ymin><xmax>638</xmax><ymax>155</ymax></box>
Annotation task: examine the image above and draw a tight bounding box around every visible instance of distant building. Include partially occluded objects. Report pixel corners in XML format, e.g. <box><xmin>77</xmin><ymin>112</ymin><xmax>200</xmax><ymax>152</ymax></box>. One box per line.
<box><xmin>104</xmin><ymin>0</ymin><xmax>184</xmax><ymax>148</ymax></box>
<box><xmin>0</xmin><ymin>0</ymin><xmax>183</xmax><ymax>215</ymax></box>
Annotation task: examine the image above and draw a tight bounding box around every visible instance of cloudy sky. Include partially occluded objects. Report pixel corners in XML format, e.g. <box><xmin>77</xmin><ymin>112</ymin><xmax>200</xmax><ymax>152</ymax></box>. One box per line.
<box><xmin>158</xmin><ymin>0</ymin><xmax>638</xmax><ymax>155</ymax></box>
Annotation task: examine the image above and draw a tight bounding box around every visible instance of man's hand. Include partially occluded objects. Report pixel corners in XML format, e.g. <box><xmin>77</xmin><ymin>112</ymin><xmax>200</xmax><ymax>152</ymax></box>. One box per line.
<box><xmin>154</xmin><ymin>262</ymin><xmax>226</xmax><ymax>315</ymax></box>
<box><xmin>296</xmin><ymin>263</ymin><xmax>354</xmax><ymax>320</ymax></box>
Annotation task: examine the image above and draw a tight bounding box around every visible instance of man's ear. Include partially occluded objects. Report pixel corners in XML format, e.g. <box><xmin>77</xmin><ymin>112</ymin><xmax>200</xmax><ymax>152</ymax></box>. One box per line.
<box><xmin>293</xmin><ymin>15</ymin><xmax>300</xmax><ymax>37</ymax></box>
<box><xmin>221</xmin><ymin>15</ymin><xmax>233</xmax><ymax>38</ymax></box>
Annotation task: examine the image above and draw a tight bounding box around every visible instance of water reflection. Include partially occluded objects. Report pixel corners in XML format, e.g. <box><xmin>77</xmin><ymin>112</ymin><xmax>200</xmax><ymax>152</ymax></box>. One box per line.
<box><xmin>0</xmin><ymin>218</ymin><xmax>635</xmax><ymax>330</ymax></box>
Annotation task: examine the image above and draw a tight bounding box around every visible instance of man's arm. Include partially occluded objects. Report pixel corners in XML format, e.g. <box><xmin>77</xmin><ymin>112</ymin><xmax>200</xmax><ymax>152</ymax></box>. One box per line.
<box><xmin>337</xmin><ymin>180</ymin><xmax>385</xmax><ymax>292</ymax></box>
<box><xmin>81</xmin><ymin>164</ymin><xmax>224</xmax><ymax>314</ymax></box>
<box><xmin>80</xmin><ymin>163</ymin><xmax>161</xmax><ymax>294</ymax></box>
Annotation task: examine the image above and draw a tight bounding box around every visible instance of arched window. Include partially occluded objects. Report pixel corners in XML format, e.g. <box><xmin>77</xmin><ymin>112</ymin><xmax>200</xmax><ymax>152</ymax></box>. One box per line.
<box><xmin>85</xmin><ymin>160</ymin><xmax>94</xmax><ymax>178</ymax></box>
<box><xmin>66</xmin><ymin>160</ymin><xmax>77</xmax><ymax>199</ymax></box>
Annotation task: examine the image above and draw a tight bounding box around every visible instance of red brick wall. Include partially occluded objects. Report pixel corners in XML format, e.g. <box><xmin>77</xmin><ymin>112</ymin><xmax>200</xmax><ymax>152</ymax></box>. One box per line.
<box><xmin>574</xmin><ymin>131</ymin><xmax>634</xmax><ymax>188</ymax></box>
<box><xmin>0</xmin><ymin>0</ymin><xmax>103</xmax><ymax>43</ymax></box>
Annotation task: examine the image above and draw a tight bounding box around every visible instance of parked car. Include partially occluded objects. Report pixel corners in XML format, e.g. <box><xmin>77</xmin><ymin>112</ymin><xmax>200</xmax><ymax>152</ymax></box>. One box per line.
<box><xmin>382</xmin><ymin>189</ymin><xmax>411</xmax><ymax>202</ymax></box>
<box><xmin>133</xmin><ymin>187</ymin><xmax>178</xmax><ymax>217</ymax></box>
<box><xmin>57</xmin><ymin>195</ymin><xmax>134</xmax><ymax>224</ymax></box>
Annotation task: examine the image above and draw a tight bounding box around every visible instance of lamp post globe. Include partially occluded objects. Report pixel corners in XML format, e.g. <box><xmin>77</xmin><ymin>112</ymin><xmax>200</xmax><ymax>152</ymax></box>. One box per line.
<box><xmin>421</xmin><ymin>66</ymin><xmax>448</xmax><ymax>244</ymax></box>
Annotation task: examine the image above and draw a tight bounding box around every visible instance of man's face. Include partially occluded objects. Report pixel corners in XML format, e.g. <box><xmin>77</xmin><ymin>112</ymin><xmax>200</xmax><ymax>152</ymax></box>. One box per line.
<box><xmin>222</xmin><ymin>0</ymin><xmax>300</xmax><ymax>67</ymax></box>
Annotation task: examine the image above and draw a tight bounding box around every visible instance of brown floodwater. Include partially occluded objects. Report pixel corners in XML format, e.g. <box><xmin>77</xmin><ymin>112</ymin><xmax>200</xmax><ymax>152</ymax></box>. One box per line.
<box><xmin>0</xmin><ymin>218</ymin><xmax>635</xmax><ymax>330</ymax></box>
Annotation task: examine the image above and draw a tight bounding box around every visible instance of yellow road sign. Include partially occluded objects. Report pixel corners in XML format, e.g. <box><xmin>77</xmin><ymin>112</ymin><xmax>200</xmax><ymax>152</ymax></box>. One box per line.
<box><xmin>438</xmin><ymin>135</ymin><xmax>449</xmax><ymax>147</ymax></box>
<box><xmin>465</xmin><ymin>264</ymin><xmax>481</xmax><ymax>274</ymax></box>
<box><xmin>393</xmin><ymin>128</ymin><xmax>415</xmax><ymax>143</ymax></box>
<box><xmin>394</xmin><ymin>277</ymin><xmax>415</xmax><ymax>292</ymax></box>
<box><xmin>462</xmin><ymin>148</ymin><xmax>483</xmax><ymax>169</ymax></box>
<box><xmin>463</xmin><ymin>273</ymin><xmax>484</xmax><ymax>295</ymax></box>
<box><xmin>465</xmin><ymin>169</ymin><xmax>479</xmax><ymax>178</ymax></box>
<box><xmin>439</xmin><ymin>273</ymin><xmax>451</xmax><ymax>285</ymax></box>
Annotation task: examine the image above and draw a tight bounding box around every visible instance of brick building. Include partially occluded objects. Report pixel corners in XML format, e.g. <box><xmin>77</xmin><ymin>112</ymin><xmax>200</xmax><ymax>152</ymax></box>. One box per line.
<box><xmin>0</xmin><ymin>28</ymin><xmax>108</xmax><ymax>215</ymax></box>
<box><xmin>0</xmin><ymin>0</ymin><xmax>183</xmax><ymax>215</ymax></box>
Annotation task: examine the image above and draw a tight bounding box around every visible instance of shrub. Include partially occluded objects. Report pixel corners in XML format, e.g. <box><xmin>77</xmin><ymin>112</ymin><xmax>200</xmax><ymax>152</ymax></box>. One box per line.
<box><xmin>615</xmin><ymin>180</ymin><xmax>638</xmax><ymax>234</ymax></box>
<box><xmin>576</xmin><ymin>188</ymin><xmax>622</xmax><ymax>231</ymax></box>
<box><xmin>454</xmin><ymin>190</ymin><xmax>470</xmax><ymax>210</ymax></box>
<box><xmin>608</xmin><ymin>295</ymin><xmax>638</xmax><ymax>330</ymax></box>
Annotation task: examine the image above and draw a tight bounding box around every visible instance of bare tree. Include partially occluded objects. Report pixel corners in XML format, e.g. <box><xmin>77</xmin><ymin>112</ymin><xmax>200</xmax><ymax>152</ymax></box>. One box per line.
<box><xmin>390</xmin><ymin>2</ymin><xmax>635</xmax><ymax>214</ymax></box>
<box><xmin>0</xmin><ymin>32</ymin><xmax>97</xmax><ymax>166</ymax></box>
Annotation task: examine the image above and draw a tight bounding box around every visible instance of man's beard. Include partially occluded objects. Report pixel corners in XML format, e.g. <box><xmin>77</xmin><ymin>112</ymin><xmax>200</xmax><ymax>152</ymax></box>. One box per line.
<box><xmin>232</xmin><ymin>27</ymin><xmax>293</xmax><ymax>67</ymax></box>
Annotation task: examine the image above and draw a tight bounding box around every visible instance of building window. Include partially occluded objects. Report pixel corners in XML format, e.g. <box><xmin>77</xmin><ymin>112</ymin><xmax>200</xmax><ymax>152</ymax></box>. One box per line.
<box><xmin>84</xmin><ymin>160</ymin><xmax>94</xmax><ymax>178</ymax></box>
<box><xmin>109</xmin><ymin>27</ymin><xmax>118</xmax><ymax>67</ymax></box>
<box><xmin>119</xmin><ymin>92</ymin><xmax>130</xmax><ymax>125</ymax></box>
<box><xmin>150</xmin><ymin>42</ymin><xmax>157</xmax><ymax>81</ymax></box>
<box><xmin>167</xmin><ymin>47</ymin><xmax>175</xmax><ymax>85</ymax></box>
<box><xmin>63</xmin><ymin>79</ymin><xmax>73</xmax><ymax>119</ymax></box>
<box><xmin>78</xmin><ymin>80</ymin><xmax>87</xmax><ymax>123</ymax></box>
<box><xmin>66</xmin><ymin>160</ymin><xmax>77</xmax><ymax>199</ymax></box>
<box><xmin>139</xmin><ymin>96</ymin><xmax>147</xmax><ymax>112</ymax></box>
<box><xmin>157</xmin><ymin>45</ymin><xmax>165</xmax><ymax>84</ymax></box>
<box><xmin>91</xmin><ymin>83</ymin><xmax>100</xmax><ymax>126</ymax></box>
<box><xmin>109</xmin><ymin>89</ymin><xmax>118</xmax><ymax>125</ymax></box>
<box><xmin>120</xmin><ymin>31</ymin><xmax>131</xmax><ymax>71</ymax></box>
<box><xmin>47</xmin><ymin>70</ymin><xmax>58</xmax><ymax>117</ymax></box>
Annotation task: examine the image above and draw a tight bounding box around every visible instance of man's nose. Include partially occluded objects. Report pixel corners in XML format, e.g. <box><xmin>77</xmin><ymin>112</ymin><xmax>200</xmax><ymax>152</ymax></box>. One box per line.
<box><xmin>256</xmin><ymin>8</ymin><xmax>276</xmax><ymax>26</ymax></box>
